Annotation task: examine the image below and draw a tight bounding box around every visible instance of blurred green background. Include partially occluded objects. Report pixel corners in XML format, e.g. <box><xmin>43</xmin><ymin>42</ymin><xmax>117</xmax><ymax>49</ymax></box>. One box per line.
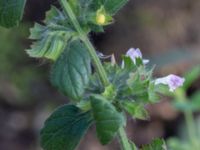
<box><xmin>0</xmin><ymin>0</ymin><xmax>200</xmax><ymax>150</ymax></box>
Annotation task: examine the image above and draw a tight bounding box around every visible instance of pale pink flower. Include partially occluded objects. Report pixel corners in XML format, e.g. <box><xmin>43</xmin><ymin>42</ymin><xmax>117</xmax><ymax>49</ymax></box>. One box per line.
<box><xmin>126</xmin><ymin>48</ymin><xmax>149</xmax><ymax>64</ymax></box>
<box><xmin>155</xmin><ymin>74</ymin><xmax>185</xmax><ymax>92</ymax></box>
<box><xmin>122</xmin><ymin>48</ymin><xmax>149</xmax><ymax>68</ymax></box>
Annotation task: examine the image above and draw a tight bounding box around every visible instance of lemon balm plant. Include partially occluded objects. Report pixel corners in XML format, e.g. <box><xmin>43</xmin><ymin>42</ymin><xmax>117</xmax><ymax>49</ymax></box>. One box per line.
<box><xmin>0</xmin><ymin>0</ymin><xmax>185</xmax><ymax>150</ymax></box>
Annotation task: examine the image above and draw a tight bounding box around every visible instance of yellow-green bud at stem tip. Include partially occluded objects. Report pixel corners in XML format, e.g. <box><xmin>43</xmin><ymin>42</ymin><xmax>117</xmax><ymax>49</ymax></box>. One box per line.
<box><xmin>96</xmin><ymin>14</ymin><xmax>106</xmax><ymax>25</ymax></box>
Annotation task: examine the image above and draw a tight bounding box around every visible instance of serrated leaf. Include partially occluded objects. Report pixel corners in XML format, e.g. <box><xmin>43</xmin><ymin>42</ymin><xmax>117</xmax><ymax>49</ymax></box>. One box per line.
<box><xmin>103</xmin><ymin>63</ymin><xmax>130</xmax><ymax>90</ymax></box>
<box><xmin>51</xmin><ymin>40</ymin><xmax>91</xmax><ymax>101</ymax></box>
<box><xmin>122</xmin><ymin>101</ymin><xmax>149</xmax><ymax>120</ymax></box>
<box><xmin>141</xmin><ymin>139</ymin><xmax>167</xmax><ymax>150</ymax></box>
<box><xmin>40</xmin><ymin>104</ymin><xmax>92</xmax><ymax>150</ymax></box>
<box><xmin>90</xmin><ymin>94</ymin><xmax>124</xmax><ymax>145</ymax></box>
<box><xmin>86</xmin><ymin>63</ymin><xmax>129</xmax><ymax>96</ymax></box>
<box><xmin>125</xmin><ymin>72</ymin><xmax>150</xmax><ymax>102</ymax></box>
<box><xmin>44</xmin><ymin>6</ymin><xmax>66</xmax><ymax>24</ymax></box>
<box><xmin>0</xmin><ymin>0</ymin><xmax>26</xmax><ymax>28</ymax></box>
<box><xmin>27</xmin><ymin>6</ymin><xmax>76</xmax><ymax>61</ymax></box>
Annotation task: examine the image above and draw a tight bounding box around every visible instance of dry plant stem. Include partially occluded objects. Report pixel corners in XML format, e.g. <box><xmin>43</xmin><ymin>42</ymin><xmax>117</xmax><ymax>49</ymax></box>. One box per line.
<box><xmin>59</xmin><ymin>0</ymin><xmax>132</xmax><ymax>150</ymax></box>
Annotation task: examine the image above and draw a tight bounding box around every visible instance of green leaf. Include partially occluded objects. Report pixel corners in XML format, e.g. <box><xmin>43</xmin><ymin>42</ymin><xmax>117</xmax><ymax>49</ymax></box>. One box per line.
<box><xmin>141</xmin><ymin>139</ymin><xmax>167</xmax><ymax>150</ymax></box>
<box><xmin>40</xmin><ymin>104</ymin><xmax>93</xmax><ymax>150</ymax></box>
<box><xmin>27</xmin><ymin>6</ymin><xmax>76</xmax><ymax>61</ymax></box>
<box><xmin>148</xmin><ymin>82</ymin><xmax>160</xmax><ymax>103</ymax></box>
<box><xmin>167</xmin><ymin>138</ymin><xmax>191</xmax><ymax>150</ymax></box>
<box><xmin>183</xmin><ymin>65</ymin><xmax>200</xmax><ymax>90</ymax></box>
<box><xmin>51</xmin><ymin>40</ymin><xmax>91</xmax><ymax>101</ymax></box>
<box><xmin>122</xmin><ymin>56</ymin><xmax>137</xmax><ymax>71</ymax></box>
<box><xmin>44</xmin><ymin>6</ymin><xmax>66</xmax><ymax>24</ymax></box>
<box><xmin>122</xmin><ymin>101</ymin><xmax>149</xmax><ymax>120</ymax></box>
<box><xmin>155</xmin><ymin>84</ymin><xmax>174</xmax><ymax>97</ymax></box>
<box><xmin>90</xmin><ymin>94</ymin><xmax>124</xmax><ymax>145</ymax></box>
<box><xmin>0</xmin><ymin>0</ymin><xmax>26</xmax><ymax>28</ymax></box>
<box><xmin>103</xmin><ymin>0</ymin><xmax>129</xmax><ymax>15</ymax></box>
<box><xmin>103</xmin><ymin>63</ymin><xmax>130</xmax><ymax>91</ymax></box>
<box><xmin>173</xmin><ymin>91</ymin><xmax>200</xmax><ymax>112</ymax></box>
<box><xmin>125</xmin><ymin>72</ymin><xmax>150</xmax><ymax>102</ymax></box>
<box><xmin>102</xmin><ymin>84</ymin><xmax>117</xmax><ymax>101</ymax></box>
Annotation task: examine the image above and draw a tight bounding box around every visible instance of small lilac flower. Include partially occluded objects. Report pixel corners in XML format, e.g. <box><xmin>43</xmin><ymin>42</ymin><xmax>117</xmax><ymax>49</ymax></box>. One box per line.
<box><xmin>155</xmin><ymin>74</ymin><xmax>185</xmax><ymax>92</ymax></box>
<box><xmin>122</xmin><ymin>48</ymin><xmax>149</xmax><ymax>68</ymax></box>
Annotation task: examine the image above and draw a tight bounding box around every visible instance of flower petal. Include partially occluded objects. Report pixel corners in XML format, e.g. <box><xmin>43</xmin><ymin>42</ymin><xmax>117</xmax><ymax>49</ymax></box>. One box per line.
<box><xmin>122</xmin><ymin>48</ymin><xmax>149</xmax><ymax>68</ymax></box>
<box><xmin>155</xmin><ymin>74</ymin><xmax>185</xmax><ymax>92</ymax></box>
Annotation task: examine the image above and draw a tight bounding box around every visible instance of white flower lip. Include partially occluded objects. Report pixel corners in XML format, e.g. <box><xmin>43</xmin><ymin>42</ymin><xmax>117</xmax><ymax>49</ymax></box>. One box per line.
<box><xmin>155</xmin><ymin>74</ymin><xmax>185</xmax><ymax>92</ymax></box>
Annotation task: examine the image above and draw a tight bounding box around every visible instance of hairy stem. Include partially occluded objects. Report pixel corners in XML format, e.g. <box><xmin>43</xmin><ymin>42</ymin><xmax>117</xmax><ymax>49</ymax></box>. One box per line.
<box><xmin>118</xmin><ymin>127</ymin><xmax>133</xmax><ymax>150</ymax></box>
<box><xmin>59</xmin><ymin>0</ymin><xmax>132</xmax><ymax>149</ymax></box>
<box><xmin>60</xmin><ymin>0</ymin><xmax>109</xmax><ymax>86</ymax></box>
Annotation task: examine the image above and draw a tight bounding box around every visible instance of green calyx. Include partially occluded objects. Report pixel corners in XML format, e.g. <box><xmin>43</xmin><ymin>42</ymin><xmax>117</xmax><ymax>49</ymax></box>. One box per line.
<box><xmin>95</xmin><ymin>6</ymin><xmax>113</xmax><ymax>26</ymax></box>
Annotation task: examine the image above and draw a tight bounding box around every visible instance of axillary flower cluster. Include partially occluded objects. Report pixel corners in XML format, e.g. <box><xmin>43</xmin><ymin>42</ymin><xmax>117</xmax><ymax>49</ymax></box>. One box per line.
<box><xmin>122</xmin><ymin>48</ymin><xmax>185</xmax><ymax>92</ymax></box>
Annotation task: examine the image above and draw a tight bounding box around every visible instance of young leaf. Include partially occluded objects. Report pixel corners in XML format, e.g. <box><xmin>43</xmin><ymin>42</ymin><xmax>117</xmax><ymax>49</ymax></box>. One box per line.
<box><xmin>104</xmin><ymin>0</ymin><xmax>129</xmax><ymax>15</ymax></box>
<box><xmin>141</xmin><ymin>139</ymin><xmax>167</xmax><ymax>150</ymax></box>
<box><xmin>90</xmin><ymin>94</ymin><xmax>125</xmax><ymax>145</ymax></box>
<box><xmin>0</xmin><ymin>0</ymin><xmax>26</xmax><ymax>28</ymax></box>
<box><xmin>40</xmin><ymin>104</ymin><xmax>93</xmax><ymax>150</ymax></box>
<box><xmin>122</xmin><ymin>101</ymin><xmax>149</xmax><ymax>120</ymax></box>
<box><xmin>148</xmin><ymin>82</ymin><xmax>160</xmax><ymax>103</ymax></box>
<box><xmin>51</xmin><ymin>40</ymin><xmax>91</xmax><ymax>101</ymax></box>
<box><xmin>125</xmin><ymin>72</ymin><xmax>150</xmax><ymax>102</ymax></box>
<box><xmin>102</xmin><ymin>84</ymin><xmax>117</xmax><ymax>101</ymax></box>
<box><xmin>44</xmin><ymin>6</ymin><xmax>66</xmax><ymax>24</ymax></box>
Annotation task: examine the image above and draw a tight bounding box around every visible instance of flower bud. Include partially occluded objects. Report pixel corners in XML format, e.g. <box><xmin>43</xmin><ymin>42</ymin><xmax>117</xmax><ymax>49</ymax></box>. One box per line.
<box><xmin>96</xmin><ymin>13</ymin><xmax>106</xmax><ymax>25</ymax></box>
<box><xmin>95</xmin><ymin>6</ymin><xmax>113</xmax><ymax>26</ymax></box>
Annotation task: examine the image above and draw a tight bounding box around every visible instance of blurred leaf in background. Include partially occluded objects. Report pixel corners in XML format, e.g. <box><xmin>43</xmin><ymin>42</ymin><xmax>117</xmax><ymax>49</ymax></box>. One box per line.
<box><xmin>0</xmin><ymin>25</ymin><xmax>46</xmax><ymax>106</ymax></box>
<box><xmin>0</xmin><ymin>0</ymin><xmax>26</xmax><ymax>28</ymax></box>
<box><xmin>167</xmin><ymin>65</ymin><xmax>200</xmax><ymax>150</ymax></box>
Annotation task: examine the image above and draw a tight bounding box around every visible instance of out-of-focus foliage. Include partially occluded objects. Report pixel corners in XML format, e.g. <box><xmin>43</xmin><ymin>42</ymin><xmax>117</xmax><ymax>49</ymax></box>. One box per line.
<box><xmin>0</xmin><ymin>25</ymin><xmax>45</xmax><ymax>106</ymax></box>
<box><xmin>0</xmin><ymin>0</ymin><xmax>26</xmax><ymax>28</ymax></box>
<box><xmin>167</xmin><ymin>66</ymin><xmax>200</xmax><ymax>150</ymax></box>
<box><xmin>141</xmin><ymin>139</ymin><xmax>167</xmax><ymax>150</ymax></box>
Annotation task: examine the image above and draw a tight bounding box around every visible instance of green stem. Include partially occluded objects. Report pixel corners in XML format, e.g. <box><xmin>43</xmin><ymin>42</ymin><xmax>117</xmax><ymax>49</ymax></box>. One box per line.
<box><xmin>60</xmin><ymin>0</ymin><xmax>109</xmax><ymax>86</ymax></box>
<box><xmin>175</xmin><ymin>89</ymin><xmax>197</xmax><ymax>148</ymax></box>
<box><xmin>59</xmin><ymin>0</ymin><xmax>132</xmax><ymax>149</ymax></box>
<box><xmin>118</xmin><ymin>127</ymin><xmax>132</xmax><ymax>150</ymax></box>
<box><xmin>184</xmin><ymin>110</ymin><xmax>196</xmax><ymax>142</ymax></box>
